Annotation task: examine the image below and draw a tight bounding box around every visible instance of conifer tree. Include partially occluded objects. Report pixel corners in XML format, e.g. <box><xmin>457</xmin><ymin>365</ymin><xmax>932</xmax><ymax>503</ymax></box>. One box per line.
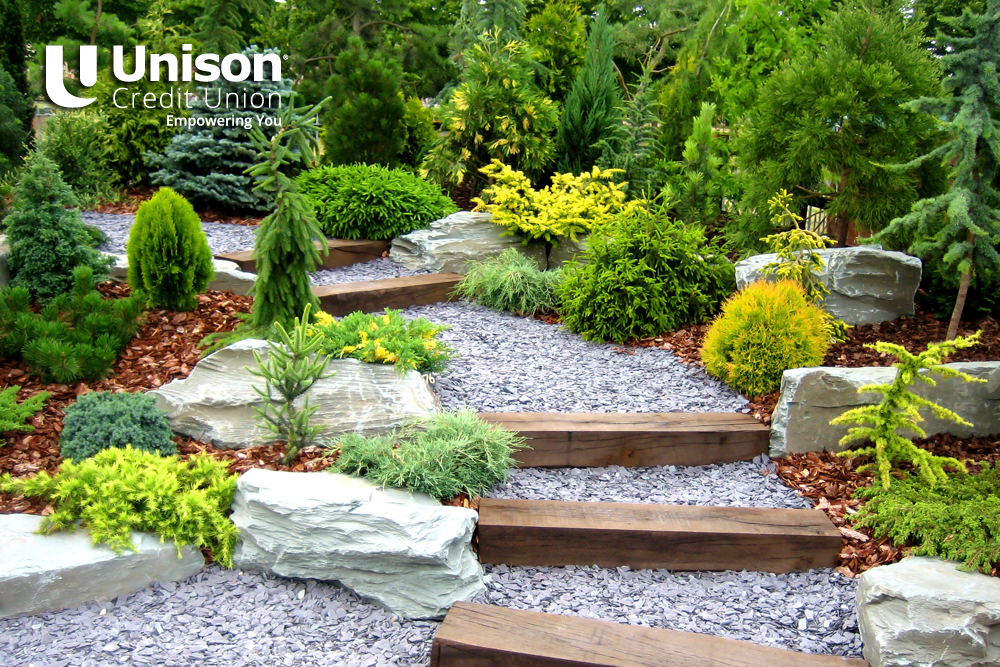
<box><xmin>663</xmin><ymin>102</ymin><xmax>730</xmax><ymax>226</ymax></box>
<box><xmin>871</xmin><ymin>1</ymin><xmax>1000</xmax><ymax>340</ymax></box>
<box><xmin>452</xmin><ymin>0</ymin><xmax>526</xmax><ymax>57</ymax></box>
<box><xmin>195</xmin><ymin>0</ymin><xmax>267</xmax><ymax>54</ymax></box>
<box><xmin>557</xmin><ymin>14</ymin><xmax>622</xmax><ymax>175</ymax></box>
<box><xmin>525</xmin><ymin>0</ymin><xmax>588</xmax><ymax>103</ymax></box>
<box><xmin>322</xmin><ymin>37</ymin><xmax>407</xmax><ymax>167</ymax></box>
<box><xmin>0</xmin><ymin>66</ymin><xmax>29</xmax><ymax>178</ymax></box>
<box><xmin>246</xmin><ymin>98</ymin><xmax>330</xmax><ymax>332</ymax></box>
<box><xmin>0</xmin><ymin>0</ymin><xmax>31</xmax><ymax>138</ymax></box>
<box><xmin>595</xmin><ymin>66</ymin><xmax>661</xmax><ymax>196</ymax></box>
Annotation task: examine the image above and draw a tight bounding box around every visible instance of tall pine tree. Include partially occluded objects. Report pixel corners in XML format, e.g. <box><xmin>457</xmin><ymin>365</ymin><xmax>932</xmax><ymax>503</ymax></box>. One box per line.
<box><xmin>557</xmin><ymin>14</ymin><xmax>622</xmax><ymax>174</ymax></box>
<box><xmin>872</xmin><ymin>1</ymin><xmax>1000</xmax><ymax>339</ymax></box>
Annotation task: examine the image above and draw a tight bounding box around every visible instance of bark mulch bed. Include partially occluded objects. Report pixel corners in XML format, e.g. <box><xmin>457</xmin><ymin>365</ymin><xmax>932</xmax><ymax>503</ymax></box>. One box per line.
<box><xmin>93</xmin><ymin>189</ymin><xmax>262</xmax><ymax>226</ymax></box>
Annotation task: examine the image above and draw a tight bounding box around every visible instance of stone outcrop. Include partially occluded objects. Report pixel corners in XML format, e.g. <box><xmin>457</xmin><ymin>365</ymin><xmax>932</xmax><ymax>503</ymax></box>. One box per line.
<box><xmin>231</xmin><ymin>469</ymin><xmax>483</xmax><ymax>619</ymax></box>
<box><xmin>106</xmin><ymin>253</ymin><xmax>256</xmax><ymax>296</ymax></box>
<box><xmin>735</xmin><ymin>246</ymin><xmax>922</xmax><ymax>325</ymax></box>
<box><xmin>770</xmin><ymin>362</ymin><xmax>1000</xmax><ymax>457</ymax></box>
<box><xmin>1</xmin><ymin>514</ymin><xmax>204</xmax><ymax>619</ymax></box>
<box><xmin>0</xmin><ymin>234</ymin><xmax>9</xmax><ymax>289</ymax></box>
<box><xmin>149</xmin><ymin>339</ymin><xmax>439</xmax><ymax>449</ymax></box>
<box><xmin>547</xmin><ymin>234</ymin><xmax>589</xmax><ymax>269</ymax></box>
<box><xmin>390</xmin><ymin>211</ymin><xmax>546</xmax><ymax>273</ymax></box>
<box><xmin>857</xmin><ymin>557</ymin><xmax>1000</xmax><ymax>667</ymax></box>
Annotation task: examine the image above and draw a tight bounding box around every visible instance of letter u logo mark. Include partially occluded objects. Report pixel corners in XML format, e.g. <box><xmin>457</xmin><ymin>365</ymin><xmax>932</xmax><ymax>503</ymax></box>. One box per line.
<box><xmin>46</xmin><ymin>45</ymin><xmax>97</xmax><ymax>108</ymax></box>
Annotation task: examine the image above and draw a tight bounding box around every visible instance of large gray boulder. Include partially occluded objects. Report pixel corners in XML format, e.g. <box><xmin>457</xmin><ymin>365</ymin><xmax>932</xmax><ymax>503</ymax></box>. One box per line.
<box><xmin>149</xmin><ymin>339</ymin><xmax>440</xmax><ymax>449</ymax></box>
<box><xmin>770</xmin><ymin>362</ymin><xmax>1000</xmax><ymax>457</ymax></box>
<box><xmin>390</xmin><ymin>211</ymin><xmax>546</xmax><ymax>273</ymax></box>
<box><xmin>1</xmin><ymin>514</ymin><xmax>204</xmax><ymax>619</ymax></box>
<box><xmin>547</xmin><ymin>234</ymin><xmax>589</xmax><ymax>269</ymax></box>
<box><xmin>232</xmin><ymin>469</ymin><xmax>483</xmax><ymax>619</ymax></box>
<box><xmin>735</xmin><ymin>246</ymin><xmax>922</xmax><ymax>325</ymax></box>
<box><xmin>106</xmin><ymin>253</ymin><xmax>256</xmax><ymax>296</ymax></box>
<box><xmin>857</xmin><ymin>557</ymin><xmax>1000</xmax><ymax>667</ymax></box>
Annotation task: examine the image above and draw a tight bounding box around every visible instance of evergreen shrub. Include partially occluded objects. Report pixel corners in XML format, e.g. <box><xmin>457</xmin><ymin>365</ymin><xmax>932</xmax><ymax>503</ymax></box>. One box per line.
<box><xmin>0</xmin><ymin>64</ymin><xmax>29</xmax><ymax>178</ymax></box>
<box><xmin>455</xmin><ymin>248</ymin><xmax>561</xmax><ymax>316</ymax></box>
<box><xmin>298</xmin><ymin>164</ymin><xmax>455</xmax><ymax>240</ymax></box>
<box><xmin>330</xmin><ymin>409</ymin><xmax>525</xmax><ymax>499</ymax></box>
<box><xmin>1</xmin><ymin>447</ymin><xmax>239</xmax><ymax>567</ymax></box>
<box><xmin>558</xmin><ymin>206</ymin><xmax>735</xmax><ymax>343</ymax></box>
<box><xmin>309</xmin><ymin>309</ymin><xmax>456</xmax><ymax>374</ymax></box>
<box><xmin>0</xmin><ymin>266</ymin><xmax>145</xmax><ymax>383</ymax></box>
<box><xmin>6</xmin><ymin>153</ymin><xmax>114</xmax><ymax>301</ymax></box>
<box><xmin>36</xmin><ymin>110</ymin><xmax>116</xmax><ymax>207</ymax></box>
<box><xmin>126</xmin><ymin>188</ymin><xmax>214</xmax><ymax>311</ymax></box>
<box><xmin>701</xmin><ymin>280</ymin><xmax>830</xmax><ymax>396</ymax></box>
<box><xmin>0</xmin><ymin>386</ymin><xmax>49</xmax><ymax>436</ymax></box>
<box><xmin>60</xmin><ymin>391</ymin><xmax>176</xmax><ymax>462</ymax></box>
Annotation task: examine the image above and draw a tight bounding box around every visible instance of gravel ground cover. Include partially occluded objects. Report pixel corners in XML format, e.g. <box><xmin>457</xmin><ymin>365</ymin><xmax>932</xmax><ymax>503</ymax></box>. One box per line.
<box><xmin>84</xmin><ymin>213</ymin><xmax>258</xmax><ymax>256</ymax></box>
<box><xmin>311</xmin><ymin>258</ymin><xmax>430</xmax><ymax>286</ymax></box>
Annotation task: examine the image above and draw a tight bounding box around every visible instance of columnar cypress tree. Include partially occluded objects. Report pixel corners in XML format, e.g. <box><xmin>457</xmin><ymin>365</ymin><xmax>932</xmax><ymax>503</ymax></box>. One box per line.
<box><xmin>871</xmin><ymin>0</ymin><xmax>1000</xmax><ymax>339</ymax></box>
<box><xmin>557</xmin><ymin>14</ymin><xmax>622</xmax><ymax>175</ymax></box>
<box><xmin>0</xmin><ymin>0</ymin><xmax>31</xmax><ymax>138</ymax></box>
<box><xmin>246</xmin><ymin>99</ymin><xmax>330</xmax><ymax>332</ymax></box>
<box><xmin>322</xmin><ymin>37</ymin><xmax>407</xmax><ymax>167</ymax></box>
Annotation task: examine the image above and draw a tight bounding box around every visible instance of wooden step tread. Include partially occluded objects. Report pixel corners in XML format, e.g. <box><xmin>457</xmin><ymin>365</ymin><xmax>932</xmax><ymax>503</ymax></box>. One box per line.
<box><xmin>481</xmin><ymin>412</ymin><xmax>769</xmax><ymax>468</ymax></box>
<box><xmin>216</xmin><ymin>238</ymin><xmax>389</xmax><ymax>273</ymax></box>
<box><xmin>313</xmin><ymin>273</ymin><xmax>462</xmax><ymax>316</ymax></box>
<box><xmin>432</xmin><ymin>603</ymin><xmax>868</xmax><ymax>667</ymax></box>
<box><xmin>476</xmin><ymin>499</ymin><xmax>842</xmax><ymax>573</ymax></box>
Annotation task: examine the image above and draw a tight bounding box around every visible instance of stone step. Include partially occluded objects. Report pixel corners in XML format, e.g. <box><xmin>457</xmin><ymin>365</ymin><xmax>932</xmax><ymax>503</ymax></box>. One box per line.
<box><xmin>313</xmin><ymin>273</ymin><xmax>462</xmax><ymax>316</ymax></box>
<box><xmin>431</xmin><ymin>602</ymin><xmax>869</xmax><ymax>667</ymax></box>
<box><xmin>215</xmin><ymin>239</ymin><xmax>389</xmax><ymax>273</ymax></box>
<box><xmin>476</xmin><ymin>499</ymin><xmax>842</xmax><ymax>574</ymax></box>
<box><xmin>480</xmin><ymin>412</ymin><xmax>769</xmax><ymax>468</ymax></box>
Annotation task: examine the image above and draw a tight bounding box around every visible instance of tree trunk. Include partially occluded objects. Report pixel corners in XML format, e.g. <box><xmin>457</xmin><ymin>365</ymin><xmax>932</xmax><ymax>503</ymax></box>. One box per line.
<box><xmin>947</xmin><ymin>265</ymin><xmax>971</xmax><ymax>341</ymax></box>
<box><xmin>90</xmin><ymin>0</ymin><xmax>102</xmax><ymax>45</ymax></box>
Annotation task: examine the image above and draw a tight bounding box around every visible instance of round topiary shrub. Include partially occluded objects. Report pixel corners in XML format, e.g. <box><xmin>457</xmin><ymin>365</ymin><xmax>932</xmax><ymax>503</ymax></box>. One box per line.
<box><xmin>126</xmin><ymin>187</ymin><xmax>214</xmax><ymax>312</ymax></box>
<box><xmin>701</xmin><ymin>280</ymin><xmax>830</xmax><ymax>396</ymax></box>
<box><xmin>297</xmin><ymin>164</ymin><xmax>457</xmax><ymax>240</ymax></box>
<box><xmin>557</xmin><ymin>206</ymin><xmax>735</xmax><ymax>343</ymax></box>
<box><xmin>60</xmin><ymin>390</ymin><xmax>177</xmax><ymax>461</ymax></box>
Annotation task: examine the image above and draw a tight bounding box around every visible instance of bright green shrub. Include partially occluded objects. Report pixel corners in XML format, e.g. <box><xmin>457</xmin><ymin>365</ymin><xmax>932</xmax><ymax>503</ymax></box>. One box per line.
<box><xmin>399</xmin><ymin>97</ymin><xmax>437</xmax><ymax>168</ymax></box>
<box><xmin>309</xmin><ymin>309</ymin><xmax>456</xmax><ymax>374</ymax></box>
<box><xmin>0</xmin><ymin>386</ymin><xmax>49</xmax><ymax>436</ymax></box>
<box><xmin>831</xmin><ymin>334</ymin><xmax>984</xmax><ymax>489</ymax></box>
<box><xmin>701</xmin><ymin>280</ymin><xmax>830</xmax><ymax>396</ymax></box>
<box><xmin>0</xmin><ymin>64</ymin><xmax>29</xmax><ymax>178</ymax></box>
<box><xmin>60</xmin><ymin>391</ymin><xmax>176</xmax><ymax>461</ymax></box>
<box><xmin>473</xmin><ymin>160</ymin><xmax>636</xmax><ymax>244</ymax></box>
<box><xmin>330</xmin><ymin>409</ymin><xmax>525</xmax><ymax>499</ymax></box>
<box><xmin>36</xmin><ymin>110</ymin><xmax>116</xmax><ymax>208</ymax></box>
<box><xmin>455</xmin><ymin>248</ymin><xmax>561</xmax><ymax>316</ymax></box>
<box><xmin>6</xmin><ymin>153</ymin><xmax>114</xmax><ymax>301</ymax></box>
<box><xmin>0</xmin><ymin>447</ymin><xmax>239</xmax><ymax>567</ymax></box>
<box><xmin>126</xmin><ymin>187</ymin><xmax>214</xmax><ymax>311</ymax></box>
<box><xmin>851</xmin><ymin>464</ymin><xmax>1000</xmax><ymax>574</ymax></box>
<box><xmin>298</xmin><ymin>164</ymin><xmax>456</xmax><ymax>240</ymax></box>
<box><xmin>0</xmin><ymin>266</ymin><xmax>145</xmax><ymax>383</ymax></box>
<box><xmin>558</xmin><ymin>206</ymin><xmax>735</xmax><ymax>343</ymax></box>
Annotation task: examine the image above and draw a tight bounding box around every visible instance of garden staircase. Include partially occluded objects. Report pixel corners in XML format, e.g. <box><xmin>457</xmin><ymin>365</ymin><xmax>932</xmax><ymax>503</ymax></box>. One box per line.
<box><xmin>312</xmin><ymin>273</ymin><xmax>463</xmax><ymax>316</ymax></box>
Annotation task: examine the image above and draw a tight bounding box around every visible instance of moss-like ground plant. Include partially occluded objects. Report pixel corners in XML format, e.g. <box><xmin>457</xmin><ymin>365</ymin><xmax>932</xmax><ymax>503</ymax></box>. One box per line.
<box><xmin>1</xmin><ymin>447</ymin><xmax>239</xmax><ymax>567</ymax></box>
<box><xmin>454</xmin><ymin>249</ymin><xmax>561</xmax><ymax>316</ymax></box>
<box><xmin>60</xmin><ymin>390</ymin><xmax>176</xmax><ymax>461</ymax></box>
<box><xmin>0</xmin><ymin>386</ymin><xmax>49</xmax><ymax>436</ymax></box>
<box><xmin>329</xmin><ymin>409</ymin><xmax>526</xmax><ymax>499</ymax></box>
<box><xmin>831</xmin><ymin>333</ymin><xmax>984</xmax><ymax>489</ymax></box>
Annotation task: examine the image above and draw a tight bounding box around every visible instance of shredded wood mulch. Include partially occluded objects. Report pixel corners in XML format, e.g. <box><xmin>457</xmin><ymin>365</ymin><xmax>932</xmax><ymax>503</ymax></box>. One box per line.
<box><xmin>93</xmin><ymin>190</ymin><xmax>262</xmax><ymax>226</ymax></box>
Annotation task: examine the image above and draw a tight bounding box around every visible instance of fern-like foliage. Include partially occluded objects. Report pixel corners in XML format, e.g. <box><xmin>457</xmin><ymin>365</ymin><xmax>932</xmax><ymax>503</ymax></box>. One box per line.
<box><xmin>0</xmin><ymin>386</ymin><xmax>49</xmax><ymax>436</ymax></box>
<box><xmin>0</xmin><ymin>446</ymin><xmax>239</xmax><ymax>567</ymax></box>
<box><xmin>852</xmin><ymin>464</ymin><xmax>1000</xmax><ymax>574</ymax></box>
<box><xmin>831</xmin><ymin>333</ymin><xmax>985</xmax><ymax>489</ymax></box>
<box><xmin>454</xmin><ymin>248</ymin><xmax>561</xmax><ymax>316</ymax></box>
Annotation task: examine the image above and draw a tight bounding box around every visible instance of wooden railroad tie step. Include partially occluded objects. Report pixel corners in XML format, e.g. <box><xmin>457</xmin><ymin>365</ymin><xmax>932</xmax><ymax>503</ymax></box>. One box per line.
<box><xmin>481</xmin><ymin>412</ymin><xmax>769</xmax><ymax>468</ymax></box>
<box><xmin>477</xmin><ymin>499</ymin><xmax>842</xmax><ymax>574</ymax></box>
<box><xmin>215</xmin><ymin>239</ymin><xmax>390</xmax><ymax>273</ymax></box>
<box><xmin>432</xmin><ymin>603</ymin><xmax>869</xmax><ymax>667</ymax></box>
<box><xmin>313</xmin><ymin>273</ymin><xmax>463</xmax><ymax>316</ymax></box>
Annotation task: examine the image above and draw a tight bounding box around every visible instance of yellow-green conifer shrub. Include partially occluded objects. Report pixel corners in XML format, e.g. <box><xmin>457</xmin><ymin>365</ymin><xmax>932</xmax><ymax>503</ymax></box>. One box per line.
<box><xmin>701</xmin><ymin>280</ymin><xmax>830</xmax><ymax>396</ymax></box>
<box><xmin>126</xmin><ymin>187</ymin><xmax>214</xmax><ymax>311</ymax></box>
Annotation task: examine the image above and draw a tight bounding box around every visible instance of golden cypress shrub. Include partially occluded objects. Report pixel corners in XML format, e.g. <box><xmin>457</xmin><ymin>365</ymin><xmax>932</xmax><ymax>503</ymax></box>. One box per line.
<box><xmin>701</xmin><ymin>280</ymin><xmax>830</xmax><ymax>396</ymax></box>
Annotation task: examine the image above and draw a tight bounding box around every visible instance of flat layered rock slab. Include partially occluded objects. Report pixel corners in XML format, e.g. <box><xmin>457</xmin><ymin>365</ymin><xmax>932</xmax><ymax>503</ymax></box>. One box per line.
<box><xmin>481</xmin><ymin>412</ymin><xmax>769</xmax><ymax>468</ymax></box>
<box><xmin>0</xmin><ymin>514</ymin><xmax>204</xmax><ymax>620</ymax></box>
<box><xmin>432</xmin><ymin>602</ymin><xmax>869</xmax><ymax>667</ymax></box>
<box><xmin>216</xmin><ymin>239</ymin><xmax>390</xmax><ymax>273</ymax></box>
<box><xmin>314</xmin><ymin>273</ymin><xmax>463</xmax><ymax>316</ymax></box>
<box><xmin>476</xmin><ymin>499</ymin><xmax>841</xmax><ymax>573</ymax></box>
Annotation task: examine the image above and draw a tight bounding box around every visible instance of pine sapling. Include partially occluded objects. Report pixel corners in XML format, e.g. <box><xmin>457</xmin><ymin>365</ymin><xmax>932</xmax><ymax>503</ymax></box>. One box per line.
<box><xmin>0</xmin><ymin>386</ymin><xmax>49</xmax><ymax>436</ymax></box>
<box><xmin>831</xmin><ymin>333</ymin><xmax>985</xmax><ymax>489</ymax></box>
<box><xmin>248</xmin><ymin>304</ymin><xmax>335</xmax><ymax>465</ymax></box>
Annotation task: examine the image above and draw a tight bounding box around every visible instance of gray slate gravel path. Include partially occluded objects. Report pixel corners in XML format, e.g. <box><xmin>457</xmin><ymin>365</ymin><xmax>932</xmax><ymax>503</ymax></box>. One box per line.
<box><xmin>83</xmin><ymin>213</ymin><xmax>258</xmax><ymax>256</ymax></box>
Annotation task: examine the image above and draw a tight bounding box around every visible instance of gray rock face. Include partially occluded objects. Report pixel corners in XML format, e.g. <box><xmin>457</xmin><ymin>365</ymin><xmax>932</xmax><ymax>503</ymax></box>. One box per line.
<box><xmin>770</xmin><ymin>362</ymin><xmax>1000</xmax><ymax>457</ymax></box>
<box><xmin>231</xmin><ymin>469</ymin><xmax>483</xmax><ymax>619</ymax></box>
<box><xmin>149</xmin><ymin>339</ymin><xmax>440</xmax><ymax>449</ymax></box>
<box><xmin>857</xmin><ymin>557</ymin><xmax>1000</xmax><ymax>667</ymax></box>
<box><xmin>106</xmin><ymin>253</ymin><xmax>256</xmax><ymax>296</ymax></box>
<box><xmin>0</xmin><ymin>514</ymin><xmax>204</xmax><ymax>619</ymax></box>
<box><xmin>735</xmin><ymin>246</ymin><xmax>922</xmax><ymax>325</ymax></box>
<box><xmin>0</xmin><ymin>234</ymin><xmax>9</xmax><ymax>289</ymax></box>
<box><xmin>547</xmin><ymin>234</ymin><xmax>589</xmax><ymax>269</ymax></box>
<box><xmin>390</xmin><ymin>211</ymin><xmax>546</xmax><ymax>273</ymax></box>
